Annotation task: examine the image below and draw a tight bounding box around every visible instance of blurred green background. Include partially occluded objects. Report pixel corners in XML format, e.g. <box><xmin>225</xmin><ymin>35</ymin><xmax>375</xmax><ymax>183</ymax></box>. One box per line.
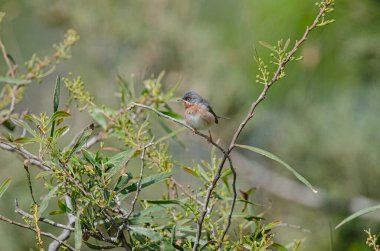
<box><xmin>1</xmin><ymin>0</ymin><xmax>380</xmax><ymax>250</ymax></box>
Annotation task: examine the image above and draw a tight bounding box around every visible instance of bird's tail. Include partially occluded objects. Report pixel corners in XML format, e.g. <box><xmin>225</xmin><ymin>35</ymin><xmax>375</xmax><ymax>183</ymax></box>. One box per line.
<box><xmin>217</xmin><ymin>115</ymin><xmax>229</xmax><ymax>120</ymax></box>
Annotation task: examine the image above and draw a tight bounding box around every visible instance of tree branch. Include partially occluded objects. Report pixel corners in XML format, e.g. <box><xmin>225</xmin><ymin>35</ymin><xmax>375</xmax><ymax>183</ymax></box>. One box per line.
<box><xmin>0</xmin><ymin>141</ymin><xmax>50</xmax><ymax>171</ymax></box>
<box><xmin>48</xmin><ymin>196</ymin><xmax>76</xmax><ymax>251</ymax></box>
<box><xmin>193</xmin><ymin>1</ymin><xmax>333</xmax><ymax>250</ymax></box>
<box><xmin>0</xmin><ymin>214</ymin><xmax>76</xmax><ymax>251</ymax></box>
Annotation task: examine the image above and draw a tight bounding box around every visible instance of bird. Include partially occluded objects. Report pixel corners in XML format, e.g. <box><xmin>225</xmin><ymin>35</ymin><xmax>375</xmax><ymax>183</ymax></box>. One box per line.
<box><xmin>178</xmin><ymin>91</ymin><xmax>223</xmax><ymax>141</ymax></box>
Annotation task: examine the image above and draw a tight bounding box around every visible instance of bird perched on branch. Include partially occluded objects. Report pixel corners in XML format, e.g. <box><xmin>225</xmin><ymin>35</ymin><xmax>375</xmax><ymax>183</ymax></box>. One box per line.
<box><xmin>178</xmin><ymin>91</ymin><xmax>225</xmax><ymax>141</ymax></box>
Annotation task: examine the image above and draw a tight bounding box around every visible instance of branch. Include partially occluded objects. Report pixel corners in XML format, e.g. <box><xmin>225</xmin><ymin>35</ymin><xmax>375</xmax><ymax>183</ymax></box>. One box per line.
<box><xmin>48</xmin><ymin>196</ymin><xmax>76</xmax><ymax>251</ymax></box>
<box><xmin>130</xmin><ymin>102</ymin><xmax>236</xmax><ymax>248</ymax></box>
<box><xmin>15</xmin><ymin>199</ymin><xmax>74</xmax><ymax>231</ymax></box>
<box><xmin>123</xmin><ymin>141</ymin><xmax>154</xmax><ymax>221</ymax></box>
<box><xmin>0</xmin><ymin>141</ymin><xmax>50</xmax><ymax>170</ymax></box>
<box><xmin>0</xmin><ymin>214</ymin><xmax>76</xmax><ymax>251</ymax></box>
<box><xmin>0</xmin><ymin>37</ymin><xmax>16</xmax><ymax>77</ymax></box>
<box><xmin>193</xmin><ymin>1</ymin><xmax>333</xmax><ymax>250</ymax></box>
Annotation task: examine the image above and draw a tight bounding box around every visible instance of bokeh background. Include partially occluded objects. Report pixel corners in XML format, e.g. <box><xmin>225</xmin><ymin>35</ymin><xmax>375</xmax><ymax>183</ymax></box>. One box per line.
<box><xmin>0</xmin><ymin>0</ymin><xmax>380</xmax><ymax>250</ymax></box>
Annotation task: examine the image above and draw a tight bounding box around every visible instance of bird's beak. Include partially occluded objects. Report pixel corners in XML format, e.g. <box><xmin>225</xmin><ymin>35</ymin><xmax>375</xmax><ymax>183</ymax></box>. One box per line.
<box><xmin>177</xmin><ymin>98</ymin><xmax>184</xmax><ymax>102</ymax></box>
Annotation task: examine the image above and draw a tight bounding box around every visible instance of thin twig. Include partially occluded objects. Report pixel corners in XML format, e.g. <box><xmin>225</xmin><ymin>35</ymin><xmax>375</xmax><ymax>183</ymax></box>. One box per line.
<box><xmin>170</xmin><ymin>177</ymin><xmax>205</xmax><ymax>207</ymax></box>
<box><xmin>116</xmin><ymin>141</ymin><xmax>154</xmax><ymax>247</ymax></box>
<box><xmin>0</xmin><ymin>37</ymin><xmax>16</xmax><ymax>77</ymax></box>
<box><xmin>0</xmin><ymin>214</ymin><xmax>76</xmax><ymax>251</ymax></box>
<box><xmin>0</xmin><ymin>141</ymin><xmax>50</xmax><ymax>170</ymax></box>
<box><xmin>48</xmin><ymin>196</ymin><xmax>76</xmax><ymax>251</ymax></box>
<box><xmin>124</xmin><ymin>141</ymin><xmax>154</xmax><ymax>221</ymax></box>
<box><xmin>130</xmin><ymin>103</ymin><xmax>236</xmax><ymax>249</ymax></box>
<box><xmin>193</xmin><ymin>2</ymin><xmax>332</xmax><ymax>250</ymax></box>
<box><xmin>15</xmin><ymin>199</ymin><xmax>74</xmax><ymax>231</ymax></box>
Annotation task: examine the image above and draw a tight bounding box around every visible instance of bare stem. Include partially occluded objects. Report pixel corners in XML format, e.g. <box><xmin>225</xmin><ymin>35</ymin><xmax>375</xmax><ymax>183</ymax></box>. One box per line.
<box><xmin>193</xmin><ymin>2</ymin><xmax>332</xmax><ymax>250</ymax></box>
<box><xmin>123</xmin><ymin>141</ymin><xmax>154</xmax><ymax>221</ymax></box>
<box><xmin>0</xmin><ymin>214</ymin><xmax>75</xmax><ymax>251</ymax></box>
<box><xmin>48</xmin><ymin>196</ymin><xmax>76</xmax><ymax>251</ymax></box>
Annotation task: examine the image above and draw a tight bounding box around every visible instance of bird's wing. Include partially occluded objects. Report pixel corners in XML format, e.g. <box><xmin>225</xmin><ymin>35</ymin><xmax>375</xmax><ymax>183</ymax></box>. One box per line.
<box><xmin>205</xmin><ymin>103</ymin><xmax>219</xmax><ymax>124</ymax></box>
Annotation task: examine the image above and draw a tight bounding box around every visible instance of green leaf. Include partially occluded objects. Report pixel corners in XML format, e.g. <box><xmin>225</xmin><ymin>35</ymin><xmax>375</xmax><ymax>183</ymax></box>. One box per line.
<box><xmin>48</xmin><ymin>210</ymin><xmax>65</xmax><ymax>215</ymax></box>
<box><xmin>117</xmin><ymin>73</ymin><xmax>135</xmax><ymax>102</ymax></box>
<box><xmin>178</xmin><ymin>165</ymin><xmax>199</xmax><ymax>178</ymax></box>
<box><xmin>283</xmin><ymin>38</ymin><xmax>291</xmax><ymax>51</ymax></box>
<box><xmin>335</xmin><ymin>204</ymin><xmax>380</xmax><ymax>229</ymax></box>
<box><xmin>263</xmin><ymin>221</ymin><xmax>282</xmax><ymax>231</ymax></box>
<box><xmin>58</xmin><ymin>199</ymin><xmax>72</xmax><ymax>213</ymax></box>
<box><xmin>107</xmin><ymin>148</ymin><xmax>136</xmax><ymax>178</ymax></box>
<box><xmin>0</xmin><ymin>177</ymin><xmax>12</xmax><ymax>199</ymax></box>
<box><xmin>82</xmin><ymin>149</ymin><xmax>102</xmax><ymax>176</ymax></box>
<box><xmin>14</xmin><ymin>137</ymin><xmax>39</xmax><ymax>144</ymax></box>
<box><xmin>157</xmin><ymin>119</ymin><xmax>185</xmax><ymax>148</ymax></box>
<box><xmin>53</xmin><ymin>126</ymin><xmax>69</xmax><ymax>139</ymax></box>
<box><xmin>146</xmin><ymin>200</ymin><xmax>181</xmax><ymax>205</ymax></box>
<box><xmin>154</xmin><ymin>127</ymin><xmax>186</xmax><ymax>145</ymax></box>
<box><xmin>244</xmin><ymin>216</ymin><xmax>265</xmax><ymax>221</ymax></box>
<box><xmin>38</xmin><ymin>185</ymin><xmax>59</xmax><ymax>218</ymax></box>
<box><xmin>113</xmin><ymin>174</ymin><xmax>132</xmax><ymax>191</ymax></box>
<box><xmin>53</xmin><ymin>76</ymin><xmax>61</xmax><ymax>112</ymax></box>
<box><xmin>119</xmin><ymin>172</ymin><xmax>172</xmax><ymax>196</ymax></box>
<box><xmin>160</xmin><ymin>110</ymin><xmax>182</xmax><ymax>120</ymax></box>
<box><xmin>89</xmin><ymin>107</ymin><xmax>107</xmax><ymax>129</ymax></box>
<box><xmin>35</xmin><ymin>171</ymin><xmax>53</xmax><ymax>180</ymax></box>
<box><xmin>51</xmin><ymin>76</ymin><xmax>61</xmax><ymax>137</ymax></box>
<box><xmin>84</xmin><ymin>242</ymin><xmax>114</xmax><ymax>250</ymax></box>
<box><xmin>75</xmin><ymin>210</ymin><xmax>82</xmax><ymax>250</ymax></box>
<box><xmin>2</xmin><ymin>119</ymin><xmax>15</xmax><ymax>131</ymax></box>
<box><xmin>67</xmin><ymin>124</ymin><xmax>94</xmax><ymax>159</ymax></box>
<box><xmin>236</xmin><ymin>144</ymin><xmax>317</xmax><ymax>194</ymax></box>
<box><xmin>258</xmin><ymin>41</ymin><xmax>277</xmax><ymax>52</ymax></box>
<box><xmin>0</xmin><ymin>76</ymin><xmax>31</xmax><ymax>85</ymax></box>
<box><xmin>271</xmin><ymin>243</ymin><xmax>288</xmax><ymax>251</ymax></box>
<box><xmin>47</xmin><ymin>111</ymin><xmax>70</xmax><ymax>128</ymax></box>
<box><xmin>128</xmin><ymin>226</ymin><xmax>174</xmax><ymax>250</ymax></box>
<box><xmin>11</xmin><ymin>118</ymin><xmax>37</xmax><ymax>137</ymax></box>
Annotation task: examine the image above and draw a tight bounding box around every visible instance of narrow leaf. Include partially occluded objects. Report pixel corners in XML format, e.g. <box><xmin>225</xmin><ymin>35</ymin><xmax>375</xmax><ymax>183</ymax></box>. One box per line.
<box><xmin>11</xmin><ymin>118</ymin><xmax>37</xmax><ymax>137</ymax></box>
<box><xmin>271</xmin><ymin>243</ymin><xmax>288</xmax><ymax>251</ymax></box>
<box><xmin>51</xmin><ymin>75</ymin><xmax>61</xmax><ymax>137</ymax></box>
<box><xmin>47</xmin><ymin>111</ymin><xmax>70</xmax><ymax>128</ymax></box>
<box><xmin>179</xmin><ymin>165</ymin><xmax>199</xmax><ymax>177</ymax></box>
<box><xmin>14</xmin><ymin>137</ymin><xmax>39</xmax><ymax>144</ymax></box>
<box><xmin>146</xmin><ymin>200</ymin><xmax>180</xmax><ymax>205</ymax></box>
<box><xmin>236</xmin><ymin>144</ymin><xmax>317</xmax><ymax>194</ymax></box>
<box><xmin>335</xmin><ymin>204</ymin><xmax>380</xmax><ymax>229</ymax></box>
<box><xmin>154</xmin><ymin>127</ymin><xmax>186</xmax><ymax>144</ymax></box>
<box><xmin>89</xmin><ymin>107</ymin><xmax>107</xmax><ymax>129</ymax></box>
<box><xmin>160</xmin><ymin>110</ymin><xmax>182</xmax><ymax>120</ymax></box>
<box><xmin>283</xmin><ymin>38</ymin><xmax>291</xmax><ymax>51</ymax></box>
<box><xmin>113</xmin><ymin>174</ymin><xmax>132</xmax><ymax>191</ymax></box>
<box><xmin>84</xmin><ymin>242</ymin><xmax>114</xmax><ymax>250</ymax></box>
<box><xmin>0</xmin><ymin>76</ymin><xmax>31</xmax><ymax>85</ymax></box>
<box><xmin>67</xmin><ymin>124</ymin><xmax>94</xmax><ymax>159</ymax></box>
<box><xmin>0</xmin><ymin>177</ymin><xmax>12</xmax><ymax>198</ymax></box>
<box><xmin>258</xmin><ymin>41</ymin><xmax>277</xmax><ymax>52</ymax></box>
<box><xmin>35</xmin><ymin>171</ymin><xmax>53</xmax><ymax>180</ymax></box>
<box><xmin>107</xmin><ymin>148</ymin><xmax>137</xmax><ymax>178</ymax></box>
<box><xmin>38</xmin><ymin>186</ymin><xmax>59</xmax><ymax>218</ymax></box>
<box><xmin>128</xmin><ymin>226</ymin><xmax>174</xmax><ymax>249</ymax></box>
<box><xmin>119</xmin><ymin>172</ymin><xmax>172</xmax><ymax>196</ymax></box>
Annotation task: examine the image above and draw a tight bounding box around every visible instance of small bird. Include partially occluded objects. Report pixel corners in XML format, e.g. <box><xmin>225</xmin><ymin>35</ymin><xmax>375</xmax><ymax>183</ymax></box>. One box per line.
<box><xmin>178</xmin><ymin>91</ymin><xmax>223</xmax><ymax>141</ymax></box>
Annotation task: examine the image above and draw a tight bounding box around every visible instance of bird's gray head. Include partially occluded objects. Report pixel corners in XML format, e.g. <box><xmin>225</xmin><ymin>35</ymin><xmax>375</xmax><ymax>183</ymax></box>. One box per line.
<box><xmin>181</xmin><ymin>91</ymin><xmax>203</xmax><ymax>104</ymax></box>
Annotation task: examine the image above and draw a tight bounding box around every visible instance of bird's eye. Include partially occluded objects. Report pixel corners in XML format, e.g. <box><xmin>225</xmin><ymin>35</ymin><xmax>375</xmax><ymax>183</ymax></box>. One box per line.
<box><xmin>185</xmin><ymin>97</ymin><xmax>190</xmax><ymax>101</ymax></box>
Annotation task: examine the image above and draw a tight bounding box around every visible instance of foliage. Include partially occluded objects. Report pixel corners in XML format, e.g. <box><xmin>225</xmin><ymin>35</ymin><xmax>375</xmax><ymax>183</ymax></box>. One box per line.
<box><xmin>0</xmin><ymin>1</ymin><xmax>338</xmax><ymax>250</ymax></box>
<box><xmin>365</xmin><ymin>229</ymin><xmax>380</xmax><ymax>251</ymax></box>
